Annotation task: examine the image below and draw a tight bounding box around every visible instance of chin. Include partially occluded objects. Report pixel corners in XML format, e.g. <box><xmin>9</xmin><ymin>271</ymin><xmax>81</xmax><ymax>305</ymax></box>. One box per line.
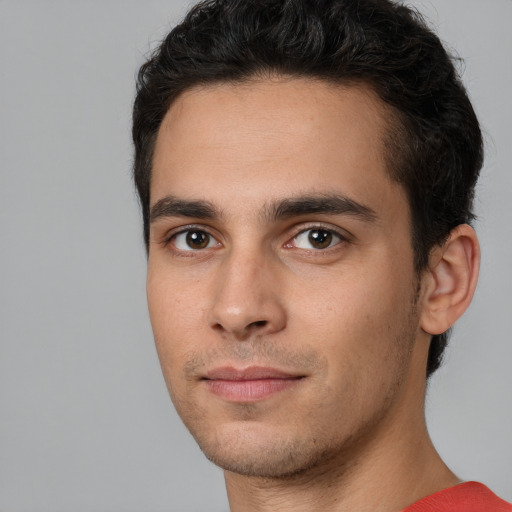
<box><xmin>188</xmin><ymin>420</ymin><xmax>346</xmax><ymax>479</ymax></box>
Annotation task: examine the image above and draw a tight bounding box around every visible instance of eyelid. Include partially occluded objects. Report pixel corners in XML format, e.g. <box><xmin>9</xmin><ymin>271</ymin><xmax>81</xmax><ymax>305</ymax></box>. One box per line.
<box><xmin>162</xmin><ymin>224</ymin><xmax>221</xmax><ymax>249</ymax></box>
<box><xmin>285</xmin><ymin>223</ymin><xmax>352</xmax><ymax>250</ymax></box>
<box><xmin>157</xmin><ymin>221</ymin><xmax>351</xmax><ymax>252</ymax></box>
<box><xmin>288</xmin><ymin>222</ymin><xmax>351</xmax><ymax>240</ymax></box>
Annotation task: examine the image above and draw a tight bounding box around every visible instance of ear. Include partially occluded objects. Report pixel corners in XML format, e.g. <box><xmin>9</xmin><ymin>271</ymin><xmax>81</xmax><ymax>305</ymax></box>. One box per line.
<box><xmin>420</xmin><ymin>224</ymin><xmax>480</xmax><ymax>335</ymax></box>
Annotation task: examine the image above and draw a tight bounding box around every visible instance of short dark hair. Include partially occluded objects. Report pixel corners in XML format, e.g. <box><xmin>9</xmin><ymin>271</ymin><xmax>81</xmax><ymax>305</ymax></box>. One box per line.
<box><xmin>132</xmin><ymin>0</ymin><xmax>483</xmax><ymax>377</ymax></box>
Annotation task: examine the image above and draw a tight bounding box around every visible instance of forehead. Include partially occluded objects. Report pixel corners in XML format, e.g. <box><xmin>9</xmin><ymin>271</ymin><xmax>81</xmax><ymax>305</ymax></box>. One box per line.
<box><xmin>151</xmin><ymin>77</ymin><xmax>404</xmax><ymax>221</ymax></box>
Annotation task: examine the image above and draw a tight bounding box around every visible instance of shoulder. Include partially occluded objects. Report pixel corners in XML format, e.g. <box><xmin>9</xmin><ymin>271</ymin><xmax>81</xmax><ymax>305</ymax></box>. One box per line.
<box><xmin>403</xmin><ymin>482</ymin><xmax>512</xmax><ymax>512</ymax></box>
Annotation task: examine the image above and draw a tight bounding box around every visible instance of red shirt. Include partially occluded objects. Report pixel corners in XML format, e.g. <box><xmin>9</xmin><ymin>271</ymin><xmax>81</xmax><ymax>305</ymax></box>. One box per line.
<box><xmin>403</xmin><ymin>482</ymin><xmax>511</xmax><ymax>512</ymax></box>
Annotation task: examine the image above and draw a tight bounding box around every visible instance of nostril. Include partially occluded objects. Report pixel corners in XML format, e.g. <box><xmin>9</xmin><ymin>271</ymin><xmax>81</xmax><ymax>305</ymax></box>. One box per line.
<box><xmin>250</xmin><ymin>320</ymin><xmax>268</xmax><ymax>328</ymax></box>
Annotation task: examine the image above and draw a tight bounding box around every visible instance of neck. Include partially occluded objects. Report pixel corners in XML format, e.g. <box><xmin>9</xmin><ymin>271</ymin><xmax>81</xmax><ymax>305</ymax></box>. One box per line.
<box><xmin>224</xmin><ymin>352</ymin><xmax>458</xmax><ymax>512</ymax></box>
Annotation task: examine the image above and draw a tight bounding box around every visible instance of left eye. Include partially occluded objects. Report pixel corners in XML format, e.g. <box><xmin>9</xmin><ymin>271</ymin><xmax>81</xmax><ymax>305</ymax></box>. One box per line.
<box><xmin>292</xmin><ymin>228</ymin><xmax>342</xmax><ymax>250</ymax></box>
<box><xmin>172</xmin><ymin>230</ymin><xmax>219</xmax><ymax>251</ymax></box>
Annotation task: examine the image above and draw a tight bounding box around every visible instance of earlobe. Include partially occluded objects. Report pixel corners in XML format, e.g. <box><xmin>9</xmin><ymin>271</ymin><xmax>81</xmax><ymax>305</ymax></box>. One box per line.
<box><xmin>420</xmin><ymin>224</ymin><xmax>480</xmax><ymax>335</ymax></box>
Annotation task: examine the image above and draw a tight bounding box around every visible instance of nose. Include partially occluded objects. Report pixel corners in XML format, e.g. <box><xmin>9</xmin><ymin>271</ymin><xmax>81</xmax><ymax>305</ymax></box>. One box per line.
<box><xmin>208</xmin><ymin>251</ymin><xmax>287</xmax><ymax>341</ymax></box>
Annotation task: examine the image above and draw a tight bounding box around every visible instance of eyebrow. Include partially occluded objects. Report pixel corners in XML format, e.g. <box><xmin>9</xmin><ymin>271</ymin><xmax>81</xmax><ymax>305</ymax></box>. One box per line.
<box><xmin>267</xmin><ymin>193</ymin><xmax>378</xmax><ymax>223</ymax></box>
<box><xmin>150</xmin><ymin>196</ymin><xmax>219</xmax><ymax>222</ymax></box>
<box><xmin>149</xmin><ymin>193</ymin><xmax>378</xmax><ymax>224</ymax></box>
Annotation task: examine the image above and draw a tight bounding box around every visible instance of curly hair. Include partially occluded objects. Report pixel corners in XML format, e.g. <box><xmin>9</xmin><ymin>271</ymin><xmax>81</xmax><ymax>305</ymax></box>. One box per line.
<box><xmin>132</xmin><ymin>0</ymin><xmax>483</xmax><ymax>377</ymax></box>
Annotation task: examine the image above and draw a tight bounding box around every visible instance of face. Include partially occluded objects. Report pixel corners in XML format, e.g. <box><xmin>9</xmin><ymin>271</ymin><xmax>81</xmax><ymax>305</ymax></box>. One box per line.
<box><xmin>147</xmin><ymin>78</ymin><xmax>427</xmax><ymax>478</ymax></box>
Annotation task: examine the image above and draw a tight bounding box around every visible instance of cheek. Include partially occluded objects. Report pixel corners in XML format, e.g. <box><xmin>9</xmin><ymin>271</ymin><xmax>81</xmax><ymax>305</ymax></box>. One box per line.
<box><xmin>301</xmin><ymin>280</ymin><xmax>416</xmax><ymax>431</ymax></box>
<box><xmin>147</xmin><ymin>279</ymin><xmax>203</xmax><ymax>406</ymax></box>
<box><xmin>294</xmin><ymin>263</ymin><xmax>415</xmax><ymax>376</ymax></box>
<box><xmin>147</xmin><ymin>267</ymin><xmax>205</xmax><ymax>371</ymax></box>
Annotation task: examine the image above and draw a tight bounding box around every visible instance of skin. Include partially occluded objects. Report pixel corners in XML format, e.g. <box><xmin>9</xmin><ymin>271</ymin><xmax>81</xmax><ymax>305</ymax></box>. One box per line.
<box><xmin>146</xmin><ymin>77</ymin><xmax>479</xmax><ymax>511</ymax></box>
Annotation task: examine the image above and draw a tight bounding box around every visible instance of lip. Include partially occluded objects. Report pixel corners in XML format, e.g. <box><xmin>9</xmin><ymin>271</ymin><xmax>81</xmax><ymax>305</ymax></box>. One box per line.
<box><xmin>202</xmin><ymin>366</ymin><xmax>304</xmax><ymax>402</ymax></box>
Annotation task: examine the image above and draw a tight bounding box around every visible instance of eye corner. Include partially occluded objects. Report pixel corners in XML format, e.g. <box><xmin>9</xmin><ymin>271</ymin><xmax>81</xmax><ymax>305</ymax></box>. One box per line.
<box><xmin>288</xmin><ymin>226</ymin><xmax>347</xmax><ymax>251</ymax></box>
<box><xmin>173</xmin><ymin>229</ymin><xmax>220</xmax><ymax>251</ymax></box>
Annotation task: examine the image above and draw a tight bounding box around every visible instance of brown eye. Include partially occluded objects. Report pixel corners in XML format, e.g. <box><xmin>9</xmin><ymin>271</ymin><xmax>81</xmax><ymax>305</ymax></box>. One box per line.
<box><xmin>172</xmin><ymin>230</ymin><xmax>217</xmax><ymax>251</ymax></box>
<box><xmin>308</xmin><ymin>229</ymin><xmax>332</xmax><ymax>249</ymax></box>
<box><xmin>186</xmin><ymin>231</ymin><xmax>210</xmax><ymax>249</ymax></box>
<box><xmin>292</xmin><ymin>228</ymin><xmax>342</xmax><ymax>250</ymax></box>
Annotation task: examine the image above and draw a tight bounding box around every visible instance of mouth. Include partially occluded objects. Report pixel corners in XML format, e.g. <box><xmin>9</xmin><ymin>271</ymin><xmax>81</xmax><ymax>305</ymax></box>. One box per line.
<box><xmin>201</xmin><ymin>366</ymin><xmax>305</xmax><ymax>402</ymax></box>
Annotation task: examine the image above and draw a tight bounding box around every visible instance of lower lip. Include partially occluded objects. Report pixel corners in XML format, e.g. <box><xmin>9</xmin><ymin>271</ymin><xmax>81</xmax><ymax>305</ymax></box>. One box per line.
<box><xmin>204</xmin><ymin>378</ymin><xmax>302</xmax><ymax>402</ymax></box>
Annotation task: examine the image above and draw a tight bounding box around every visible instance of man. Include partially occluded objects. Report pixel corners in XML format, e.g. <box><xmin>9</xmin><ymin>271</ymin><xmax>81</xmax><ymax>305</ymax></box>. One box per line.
<box><xmin>132</xmin><ymin>0</ymin><xmax>511</xmax><ymax>510</ymax></box>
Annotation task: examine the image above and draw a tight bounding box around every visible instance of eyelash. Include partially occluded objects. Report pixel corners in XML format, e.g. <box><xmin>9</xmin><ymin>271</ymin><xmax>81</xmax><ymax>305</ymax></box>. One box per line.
<box><xmin>163</xmin><ymin>224</ymin><xmax>349</xmax><ymax>254</ymax></box>
<box><xmin>287</xmin><ymin>226</ymin><xmax>348</xmax><ymax>251</ymax></box>
<box><xmin>163</xmin><ymin>225</ymin><xmax>220</xmax><ymax>252</ymax></box>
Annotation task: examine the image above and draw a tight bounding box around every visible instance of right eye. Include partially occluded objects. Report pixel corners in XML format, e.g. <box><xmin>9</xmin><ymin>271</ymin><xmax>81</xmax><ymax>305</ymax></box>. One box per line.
<box><xmin>291</xmin><ymin>228</ymin><xmax>343</xmax><ymax>250</ymax></box>
<box><xmin>171</xmin><ymin>230</ymin><xmax>219</xmax><ymax>251</ymax></box>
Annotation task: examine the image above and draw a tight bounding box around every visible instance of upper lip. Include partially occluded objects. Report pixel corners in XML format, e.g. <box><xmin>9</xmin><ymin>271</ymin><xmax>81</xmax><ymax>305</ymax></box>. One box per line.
<box><xmin>203</xmin><ymin>366</ymin><xmax>303</xmax><ymax>381</ymax></box>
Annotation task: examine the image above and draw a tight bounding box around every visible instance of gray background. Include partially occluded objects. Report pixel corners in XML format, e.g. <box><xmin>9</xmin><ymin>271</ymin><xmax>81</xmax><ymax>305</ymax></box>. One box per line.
<box><xmin>0</xmin><ymin>1</ymin><xmax>510</xmax><ymax>510</ymax></box>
